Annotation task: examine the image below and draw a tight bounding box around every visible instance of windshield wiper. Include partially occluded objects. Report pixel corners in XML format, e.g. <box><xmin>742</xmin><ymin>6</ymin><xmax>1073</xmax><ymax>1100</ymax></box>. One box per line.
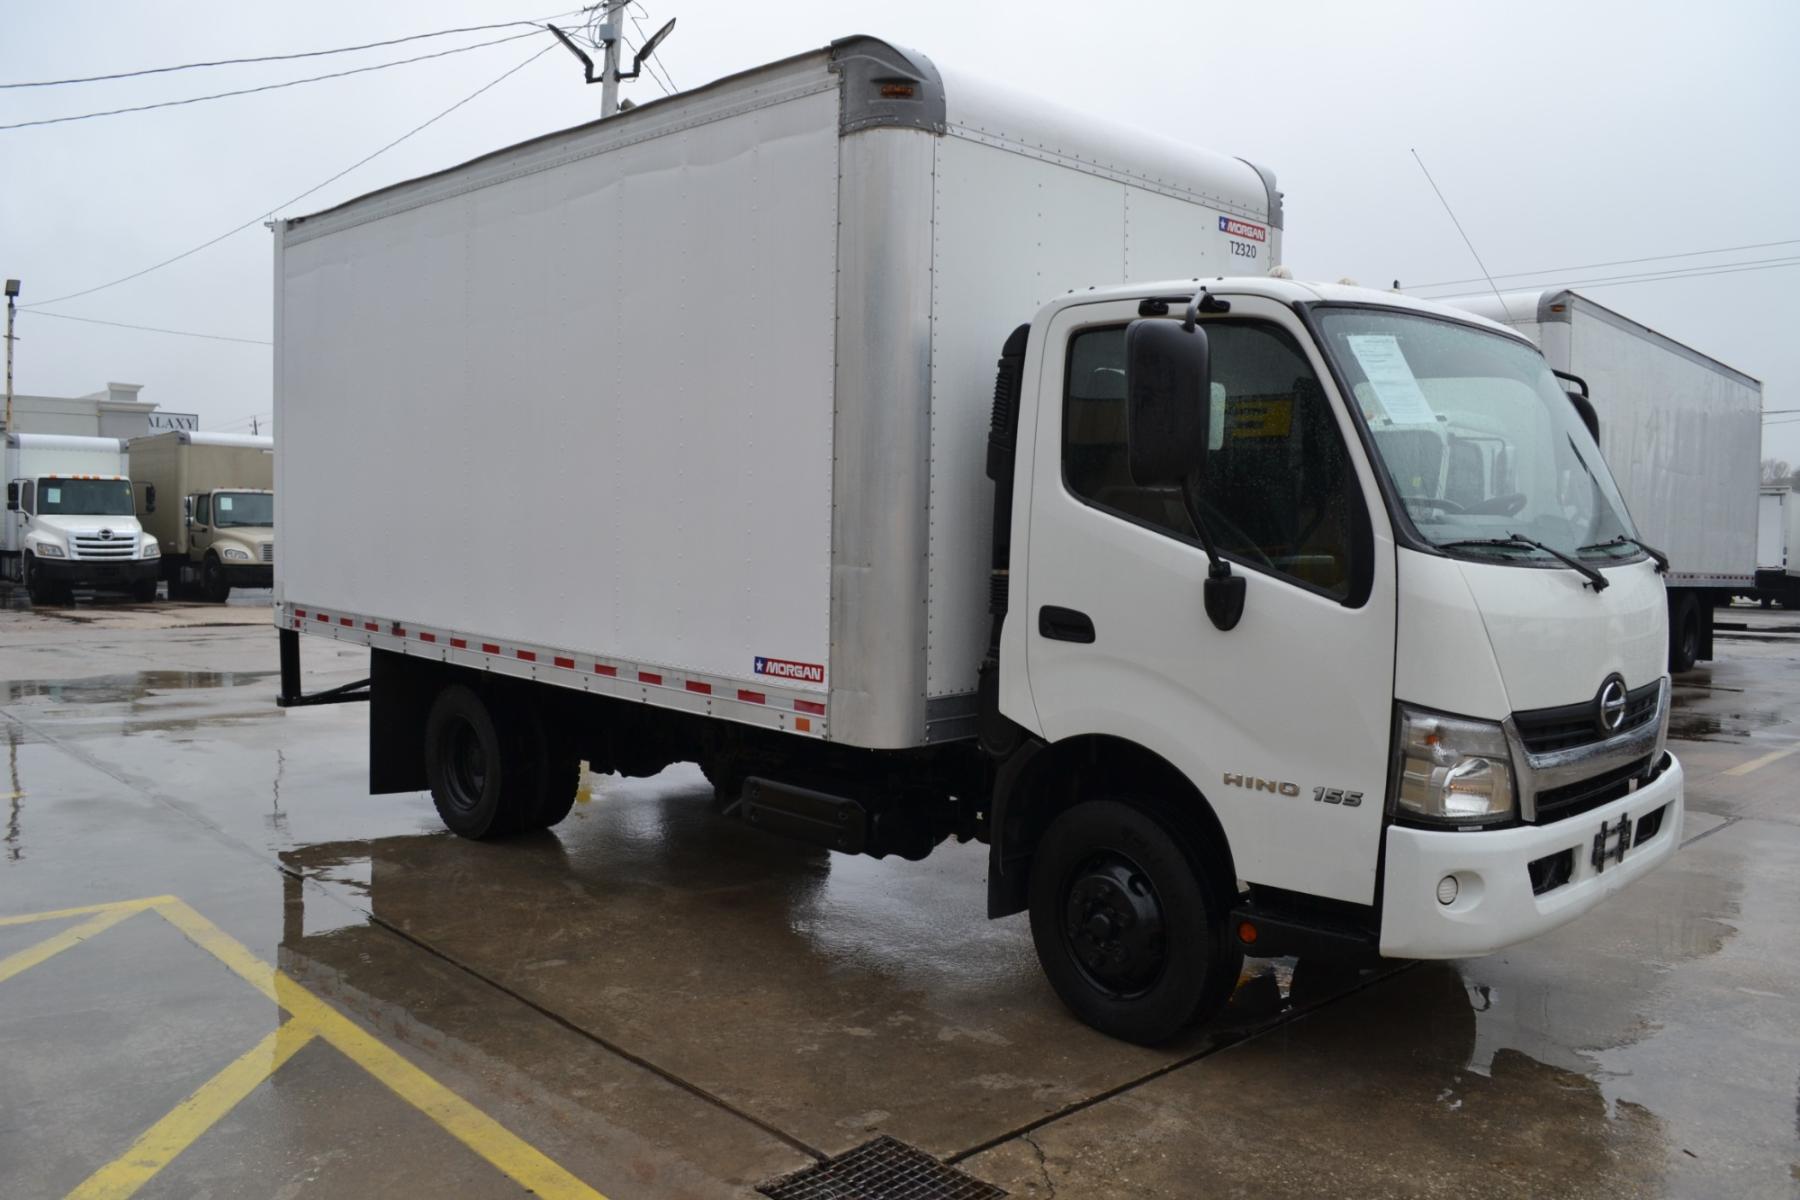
<box><xmin>1579</xmin><ymin>534</ymin><xmax>1669</xmax><ymax>574</ymax></box>
<box><xmin>1436</xmin><ymin>534</ymin><xmax>1610</xmax><ymax>592</ymax></box>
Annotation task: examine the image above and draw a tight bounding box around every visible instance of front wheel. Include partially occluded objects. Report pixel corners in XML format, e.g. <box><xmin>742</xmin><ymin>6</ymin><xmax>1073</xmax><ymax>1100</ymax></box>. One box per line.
<box><xmin>1669</xmin><ymin>594</ymin><xmax>1700</xmax><ymax>673</ymax></box>
<box><xmin>201</xmin><ymin>555</ymin><xmax>231</xmax><ymax>603</ymax></box>
<box><xmin>131</xmin><ymin>578</ymin><xmax>158</xmax><ymax>603</ymax></box>
<box><xmin>1028</xmin><ymin>800</ymin><xmax>1241</xmax><ymax>1045</ymax></box>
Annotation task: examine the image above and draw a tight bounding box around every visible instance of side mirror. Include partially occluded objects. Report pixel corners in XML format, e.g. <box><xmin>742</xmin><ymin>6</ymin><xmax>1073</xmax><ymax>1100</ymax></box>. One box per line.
<box><xmin>1567</xmin><ymin>391</ymin><xmax>1600</xmax><ymax>444</ymax></box>
<box><xmin>5</xmin><ymin>482</ymin><xmax>16</xmax><ymax>512</ymax></box>
<box><xmin>1125</xmin><ymin>318</ymin><xmax>1211</xmax><ymax>487</ymax></box>
<box><xmin>144</xmin><ymin>484</ymin><xmax>157</xmax><ymax>514</ymax></box>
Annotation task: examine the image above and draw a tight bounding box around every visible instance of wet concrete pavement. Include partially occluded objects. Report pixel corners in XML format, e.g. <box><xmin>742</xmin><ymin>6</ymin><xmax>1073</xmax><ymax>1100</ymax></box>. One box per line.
<box><xmin>2</xmin><ymin>598</ymin><xmax>1797</xmax><ymax>1197</ymax></box>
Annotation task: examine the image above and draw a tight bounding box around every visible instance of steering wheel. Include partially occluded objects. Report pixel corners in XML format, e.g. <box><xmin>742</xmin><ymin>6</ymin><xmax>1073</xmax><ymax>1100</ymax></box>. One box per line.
<box><xmin>1404</xmin><ymin>496</ymin><xmax>1466</xmax><ymax>515</ymax></box>
<box><xmin>1464</xmin><ymin>492</ymin><xmax>1528</xmax><ymax>517</ymax></box>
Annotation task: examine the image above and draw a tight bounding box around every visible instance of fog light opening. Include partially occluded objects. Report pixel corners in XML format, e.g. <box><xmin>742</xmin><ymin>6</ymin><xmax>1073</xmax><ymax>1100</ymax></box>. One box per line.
<box><xmin>1436</xmin><ymin>875</ymin><xmax>1460</xmax><ymax>906</ymax></box>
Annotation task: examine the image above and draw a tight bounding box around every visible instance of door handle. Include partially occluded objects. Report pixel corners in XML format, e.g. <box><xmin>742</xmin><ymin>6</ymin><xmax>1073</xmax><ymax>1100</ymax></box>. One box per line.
<box><xmin>1038</xmin><ymin>605</ymin><xmax>1095</xmax><ymax>644</ymax></box>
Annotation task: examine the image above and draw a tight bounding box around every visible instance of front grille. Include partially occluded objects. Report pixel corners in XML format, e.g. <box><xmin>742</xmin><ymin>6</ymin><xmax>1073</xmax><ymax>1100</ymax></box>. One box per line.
<box><xmin>69</xmin><ymin>535</ymin><xmax>134</xmax><ymax>559</ymax></box>
<box><xmin>1513</xmin><ymin>681</ymin><xmax>1660</xmax><ymax>754</ymax></box>
<box><xmin>1533</xmin><ymin>754</ymin><xmax>1653</xmax><ymax>823</ymax></box>
<box><xmin>260</xmin><ymin>543</ymin><xmax>274</xmax><ymax>564</ymax></box>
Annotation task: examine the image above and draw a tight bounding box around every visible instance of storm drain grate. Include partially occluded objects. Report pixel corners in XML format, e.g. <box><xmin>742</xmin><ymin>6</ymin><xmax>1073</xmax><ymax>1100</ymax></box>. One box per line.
<box><xmin>758</xmin><ymin>1136</ymin><xmax>1007</xmax><ymax>1200</ymax></box>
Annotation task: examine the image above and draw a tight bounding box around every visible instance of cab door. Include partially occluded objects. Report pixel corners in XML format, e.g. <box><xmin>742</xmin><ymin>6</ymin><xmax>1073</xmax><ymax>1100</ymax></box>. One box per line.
<box><xmin>187</xmin><ymin>493</ymin><xmax>212</xmax><ymax>560</ymax></box>
<box><xmin>1022</xmin><ymin>294</ymin><xmax>1398</xmax><ymax>904</ymax></box>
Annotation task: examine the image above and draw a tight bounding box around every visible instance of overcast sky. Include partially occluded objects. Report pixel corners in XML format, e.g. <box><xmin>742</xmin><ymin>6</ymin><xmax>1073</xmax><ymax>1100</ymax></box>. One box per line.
<box><xmin>3</xmin><ymin>1</ymin><xmax>1796</xmax><ymax>458</ymax></box>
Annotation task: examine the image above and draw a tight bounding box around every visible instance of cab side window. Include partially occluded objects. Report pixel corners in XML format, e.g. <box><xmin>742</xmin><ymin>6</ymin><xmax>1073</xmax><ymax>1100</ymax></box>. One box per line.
<box><xmin>193</xmin><ymin>494</ymin><xmax>211</xmax><ymax>524</ymax></box>
<box><xmin>1062</xmin><ymin>320</ymin><xmax>1364</xmax><ymax>600</ymax></box>
<box><xmin>19</xmin><ymin>481</ymin><xmax>33</xmax><ymax>514</ymax></box>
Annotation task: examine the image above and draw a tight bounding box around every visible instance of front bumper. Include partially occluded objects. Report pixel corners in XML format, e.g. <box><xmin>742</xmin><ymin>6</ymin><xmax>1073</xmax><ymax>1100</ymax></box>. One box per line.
<box><xmin>1379</xmin><ymin>753</ymin><xmax>1683</xmax><ymax>959</ymax></box>
<box><xmin>35</xmin><ymin>557</ymin><xmax>160</xmax><ymax>588</ymax></box>
<box><xmin>224</xmin><ymin>563</ymin><xmax>273</xmax><ymax>588</ymax></box>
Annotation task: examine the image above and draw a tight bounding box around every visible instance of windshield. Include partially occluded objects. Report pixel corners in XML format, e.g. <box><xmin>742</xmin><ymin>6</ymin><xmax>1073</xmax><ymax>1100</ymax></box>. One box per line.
<box><xmin>1314</xmin><ymin>308</ymin><xmax>1639</xmax><ymax>564</ymax></box>
<box><xmin>36</xmin><ymin>478</ymin><xmax>134</xmax><ymax>516</ymax></box>
<box><xmin>214</xmin><ymin>491</ymin><xmax>273</xmax><ymax>527</ymax></box>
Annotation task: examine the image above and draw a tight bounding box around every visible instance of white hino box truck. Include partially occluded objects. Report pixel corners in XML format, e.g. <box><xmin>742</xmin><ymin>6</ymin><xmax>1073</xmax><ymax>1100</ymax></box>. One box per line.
<box><xmin>4</xmin><ymin>433</ymin><xmax>160</xmax><ymax>604</ymax></box>
<box><xmin>275</xmin><ymin>37</ymin><xmax>1683</xmax><ymax>1043</ymax></box>
<box><xmin>1448</xmin><ymin>290</ymin><xmax>1762</xmax><ymax>671</ymax></box>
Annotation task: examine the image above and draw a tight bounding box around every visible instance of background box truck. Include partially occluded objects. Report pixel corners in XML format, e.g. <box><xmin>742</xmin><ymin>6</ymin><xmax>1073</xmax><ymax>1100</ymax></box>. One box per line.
<box><xmin>1447</xmin><ymin>289</ymin><xmax>1763</xmax><ymax>671</ymax></box>
<box><xmin>3</xmin><ymin>433</ymin><xmax>159</xmax><ymax>604</ymax></box>
<box><xmin>276</xmin><ymin>37</ymin><xmax>1682</xmax><ymax>1043</ymax></box>
<box><xmin>130</xmin><ymin>431</ymin><xmax>274</xmax><ymax>602</ymax></box>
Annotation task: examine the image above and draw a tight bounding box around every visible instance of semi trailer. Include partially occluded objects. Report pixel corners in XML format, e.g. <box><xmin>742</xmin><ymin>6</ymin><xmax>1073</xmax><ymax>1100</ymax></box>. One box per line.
<box><xmin>130</xmin><ymin>431</ymin><xmax>275</xmax><ymax>601</ymax></box>
<box><xmin>3</xmin><ymin>433</ymin><xmax>159</xmax><ymax>604</ymax></box>
<box><xmin>275</xmin><ymin>37</ymin><xmax>1683</xmax><ymax>1043</ymax></box>
<box><xmin>1447</xmin><ymin>290</ymin><xmax>1762</xmax><ymax>671</ymax></box>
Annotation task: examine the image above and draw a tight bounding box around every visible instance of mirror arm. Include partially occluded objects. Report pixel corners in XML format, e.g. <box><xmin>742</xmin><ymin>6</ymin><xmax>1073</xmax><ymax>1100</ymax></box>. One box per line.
<box><xmin>1179</xmin><ymin>475</ymin><xmax>1246</xmax><ymax>632</ymax></box>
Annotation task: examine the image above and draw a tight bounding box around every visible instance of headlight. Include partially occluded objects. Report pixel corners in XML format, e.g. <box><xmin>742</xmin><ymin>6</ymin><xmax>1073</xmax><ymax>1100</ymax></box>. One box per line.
<box><xmin>35</xmin><ymin>542</ymin><xmax>65</xmax><ymax>559</ymax></box>
<box><xmin>221</xmin><ymin>546</ymin><xmax>251</xmax><ymax>561</ymax></box>
<box><xmin>1392</xmin><ymin>705</ymin><xmax>1516</xmax><ymax>826</ymax></box>
<box><xmin>142</xmin><ymin>541</ymin><xmax>160</xmax><ymax>559</ymax></box>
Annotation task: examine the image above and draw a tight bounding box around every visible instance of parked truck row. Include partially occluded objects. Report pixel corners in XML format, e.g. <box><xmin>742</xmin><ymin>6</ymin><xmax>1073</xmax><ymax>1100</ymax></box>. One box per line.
<box><xmin>3</xmin><ymin>430</ymin><xmax>274</xmax><ymax>604</ymax></box>
<box><xmin>274</xmin><ymin>37</ymin><xmax>1685</xmax><ymax>1044</ymax></box>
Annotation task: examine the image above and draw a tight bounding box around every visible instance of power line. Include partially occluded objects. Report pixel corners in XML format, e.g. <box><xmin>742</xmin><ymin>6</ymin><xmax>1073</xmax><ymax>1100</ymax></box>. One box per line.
<box><xmin>0</xmin><ymin>29</ymin><xmax>542</xmax><ymax>131</ymax></box>
<box><xmin>1408</xmin><ymin>237</ymin><xmax>1800</xmax><ymax>291</ymax></box>
<box><xmin>22</xmin><ymin>310</ymin><xmax>270</xmax><ymax>345</ymax></box>
<box><xmin>0</xmin><ymin>10</ymin><xmax>582</xmax><ymax>89</ymax></box>
<box><xmin>25</xmin><ymin>39</ymin><xmax>558</xmax><ymax>311</ymax></box>
<box><xmin>1410</xmin><ymin>149</ymin><xmax>1511</xmax><ymax>320</ymax></box>
<box><xmin>1415</xmin><ymin>255</ymin><xmax>1800</xmax><ymax>298</ymax></box>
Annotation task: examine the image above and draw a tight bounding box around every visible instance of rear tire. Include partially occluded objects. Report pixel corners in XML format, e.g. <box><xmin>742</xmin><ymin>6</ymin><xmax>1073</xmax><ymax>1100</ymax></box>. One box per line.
<box><xmin>424</xmin><ymin>685</ymin><xmax>528</xmax><ymax>839</ymax></box>
<box><xmin>1028</xmin><ymin>799</ymin><xmax>1242</xmax><ymax>1045</ymax></box>
<box><xmin>1669</xmin><ymin>594</ymin><xmax>1700</xmax><ymax>673</ymax></box>
<box><xmin>519</xmin><ymin>704</ymin><xmax>580</xmax><ymax>831</ymax></box>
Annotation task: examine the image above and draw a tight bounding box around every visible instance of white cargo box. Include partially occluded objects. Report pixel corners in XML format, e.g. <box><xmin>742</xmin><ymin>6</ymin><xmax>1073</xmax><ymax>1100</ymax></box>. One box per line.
<box><xmin>1448</xmin><ymin>290</ymin><xmax>1762</xmax><ymax>589</ymax></box>
<box><xmin>276</xmin><ymin>36</ymin><xmax>1281</xmax><ymax>749</ymax></box>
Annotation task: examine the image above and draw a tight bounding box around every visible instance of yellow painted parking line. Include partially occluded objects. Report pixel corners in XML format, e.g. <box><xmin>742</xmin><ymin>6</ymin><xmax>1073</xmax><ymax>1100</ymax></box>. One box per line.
<box><xmin>66</xmin><ymin>1021</ymin><xmax>318</xmax><ymax>1200</ymax></box>
<box><xmin>0</xmin><ymin>904</ymin><xmax>145</xmax><ymax>985</ymax></box>
<box><xmin>0</xmin><ymin>894</ymin><xmax>171</xmax><ymax>927</ymax></box>
<box><xmin>1724</xmin><ymin>744</ymin><xmax>1800</xmax><ymax>777</ymax></box>
<box><xmin>0</xmin><ymin>895</ymin><xmax>607</xmax><ymax>1200</ymax></box>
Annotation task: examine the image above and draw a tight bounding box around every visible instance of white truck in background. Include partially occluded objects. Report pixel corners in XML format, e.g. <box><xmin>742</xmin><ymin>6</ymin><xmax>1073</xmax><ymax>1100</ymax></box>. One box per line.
<box><xmin>3</xmin><ymin>433</ymin><xmax>160</xmax><ymax>604</ymax></box>
<box><xmin>1448</xmin><ymin>290</ymin><xmax>1762</xmax><ymax>671</ymax></box>
<box><xmin>275</xmin><ymin>37</ymin><xmax>1682</xmax><ymax>1044</ymax></box>
<box><xmin>1755</xmin><ymin>486</ymin><xmax>1798</xmax><ymax>604</ymax></box>
<box><xmin>129</xmin><ymin>431</ymin><xmax>275</xmax><ymax>602</ymax></box>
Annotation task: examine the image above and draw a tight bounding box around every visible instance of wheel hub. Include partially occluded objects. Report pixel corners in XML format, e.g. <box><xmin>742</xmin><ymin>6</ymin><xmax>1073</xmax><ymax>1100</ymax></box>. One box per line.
<box><xmin>444</xmin><ymin>722</ymin><xmax>488</xmax><ymax>812</ymax></box>
<box><xmin>1063</xmin><ymin>852</ymin><xmax>1166</xmax><ymax>996</ymax></box>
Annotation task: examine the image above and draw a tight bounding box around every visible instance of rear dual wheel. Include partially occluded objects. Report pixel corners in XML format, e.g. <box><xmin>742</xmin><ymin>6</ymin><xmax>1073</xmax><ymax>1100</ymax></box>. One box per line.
<box><xmin>424</xmin><ymin>684</ymin><xmax>579</xmax><ymax>839</ymax></box>
<box><xmin>1028</xmin><ymin>799</ymin><xmax>1242</xmax><ymax>1045</ymax></box>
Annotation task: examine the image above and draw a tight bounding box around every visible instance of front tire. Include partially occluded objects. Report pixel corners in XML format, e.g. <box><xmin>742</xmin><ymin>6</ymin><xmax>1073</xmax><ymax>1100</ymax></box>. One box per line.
<box><xmin>1028</xmin><ymin>800</ymin><xmax>1242</xmax><ymax>1045</ymax></box>
<box><xmin>131</xmin><ymin>578</ymin><xmax>158</xmax><ymax>603</ymax></box>
<box><xmin>1669</xmin><ymin>594</ymin><xmax>1700</xmax><ymax>673</ymax></box>
<box><xmin>201</xmin><ymin>554</ymin><xmax>231</xmax><ymax>603</ymax></box>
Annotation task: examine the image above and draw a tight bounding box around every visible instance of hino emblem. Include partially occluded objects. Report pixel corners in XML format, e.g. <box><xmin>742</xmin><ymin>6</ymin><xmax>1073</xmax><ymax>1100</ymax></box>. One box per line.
<box><xmin>1596</xmin><ymin>674</ymin><xmax>1628</xmax><ymax>736</ymax></box>
<box><xmin>98</xmin><ymin>528</ymin><xmax>113</xmax><ymax>540</ymax></box>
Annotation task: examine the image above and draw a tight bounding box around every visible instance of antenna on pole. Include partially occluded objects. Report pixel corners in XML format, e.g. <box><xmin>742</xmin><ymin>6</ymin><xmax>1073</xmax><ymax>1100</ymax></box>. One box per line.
<box><xmin>1410</xmin><ymin>148</ymin><xmax>1512</xmax><ymax>320</ymax></box>
<box><xmin>547</xmin><ymin>6</ymin><xmax>675</xmax><ymax>118</ymax></box>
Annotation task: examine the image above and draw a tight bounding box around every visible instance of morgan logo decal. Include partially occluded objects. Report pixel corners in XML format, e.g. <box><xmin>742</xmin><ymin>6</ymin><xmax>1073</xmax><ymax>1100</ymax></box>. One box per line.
<box><xmin>1219</xmin><ymin>216</ymin><xmax>1267</xmax><ymax>242</ymax></box>
<box><xmin>754</xmin><ymin>656</ymin><xmax>824</xmax><ymax>684</ymax></box>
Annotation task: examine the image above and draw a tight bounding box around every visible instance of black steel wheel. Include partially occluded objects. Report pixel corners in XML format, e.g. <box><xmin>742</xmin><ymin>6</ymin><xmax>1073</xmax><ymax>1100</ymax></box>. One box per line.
<box><xmin>424</xmin><ymin>685</ymin><xmax>521</xmax><ymax>839</ymax></box>
<box><xmin>1028</xmin><ymin>799</ymin><xmax>1241</xmax><ymax>1045</ymax></box>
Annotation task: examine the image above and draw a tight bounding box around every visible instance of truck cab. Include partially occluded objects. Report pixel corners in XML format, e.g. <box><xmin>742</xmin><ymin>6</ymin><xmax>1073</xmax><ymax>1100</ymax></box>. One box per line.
<box><xmin>979</xmin><ymin>277</ymin><xmax>1680</xmax><ymax>1033</ymax></box>
<box><xmin>183</xmin><ymin>489</ymin><xmax>274</xmax><ymax>600</ymax></box>
<box><xmin>3</xmin><ymin>434</ymin><xmax>160</xmax><ymax>604</ymax></box>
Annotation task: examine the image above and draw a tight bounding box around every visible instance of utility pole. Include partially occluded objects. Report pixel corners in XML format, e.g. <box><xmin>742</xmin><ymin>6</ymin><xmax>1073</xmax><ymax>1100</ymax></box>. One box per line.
<box><xmin>3</xmin><ymin>279</ymin><xmax>17</xmax><ymax>436</ymax></box>
<box><xmin>598</xmin><ymin>0</ymin><xmax>627</xmax><ymax>118</ymax></box>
